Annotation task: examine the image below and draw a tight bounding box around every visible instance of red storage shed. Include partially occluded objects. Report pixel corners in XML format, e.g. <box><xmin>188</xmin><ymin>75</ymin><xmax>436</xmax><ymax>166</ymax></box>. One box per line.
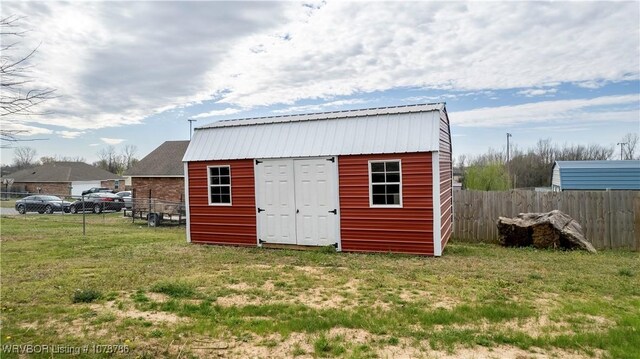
<box><xmin>183</xmin><ymin>103</ymin><xmax>453</xmax><ymax>256</ymax></box>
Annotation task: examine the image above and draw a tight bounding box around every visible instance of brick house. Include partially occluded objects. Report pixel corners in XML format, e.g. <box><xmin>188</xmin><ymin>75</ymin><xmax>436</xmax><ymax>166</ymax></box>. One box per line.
<box><xmin>125</xmin><ymin>141</ymin><xmax>189</xmax><ymax>203</ymax></box>
<box><xmin>4</xmin><ymin>162</ymin><xmax>123</xmax><ymax>196</ymax></box>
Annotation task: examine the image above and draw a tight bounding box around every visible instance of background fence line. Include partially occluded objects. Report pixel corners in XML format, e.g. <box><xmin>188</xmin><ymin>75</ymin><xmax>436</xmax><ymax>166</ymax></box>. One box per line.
<box><xmin>452</xmin><ymin>190</ymin><xmax>640</xmax><ymax>250</ymax></box>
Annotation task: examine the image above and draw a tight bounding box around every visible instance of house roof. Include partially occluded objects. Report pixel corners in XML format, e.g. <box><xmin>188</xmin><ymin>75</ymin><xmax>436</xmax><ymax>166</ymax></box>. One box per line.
<box><xmin>5</xmin><ymin>162</ymin><xmax>122</xmax><ymax>182</ymax></box>
<box><xmin>554</xmin><ymin>160</ymin><xmax>640</xmax><ymax>169</ymax></box>
<box><xmin>126</xmin><ymin>140</ymin><xmax>189</xmax><ymax>176</ymax></box>
<box><xmin>552</xmin><ymin>160</ymin><xmax>640</xmax><ymax>190</ymax></box>
<box><xmin>184</xmin><ymin>103</ymin><xmax>448</xmax><ymax>162</ymax></box>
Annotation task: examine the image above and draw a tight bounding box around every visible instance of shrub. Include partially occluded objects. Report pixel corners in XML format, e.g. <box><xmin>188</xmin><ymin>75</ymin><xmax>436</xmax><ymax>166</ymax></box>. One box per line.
<box><xmin>150</xmin><ymin>281</ymin><xmax>195</xmax><ymax>298</ymax></box>
<box><xmin>72</xmin><ymin>288</ymin><xmax>102</xmax><ymax>303</ymax></box>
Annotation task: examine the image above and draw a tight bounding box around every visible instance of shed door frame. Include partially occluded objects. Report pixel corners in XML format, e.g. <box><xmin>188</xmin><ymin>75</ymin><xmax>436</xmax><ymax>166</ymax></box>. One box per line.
<box><xmin>254</xmin><ymin>157</ymin><xmax>341</xmax><ymax>251</ymax></box>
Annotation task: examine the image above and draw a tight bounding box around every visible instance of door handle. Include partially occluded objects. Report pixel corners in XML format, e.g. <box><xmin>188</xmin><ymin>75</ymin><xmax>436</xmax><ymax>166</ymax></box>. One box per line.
<box><xmin>328</xmin><ymin>209</ymin><xmax>337</xmax><ymax>214</ymax></box>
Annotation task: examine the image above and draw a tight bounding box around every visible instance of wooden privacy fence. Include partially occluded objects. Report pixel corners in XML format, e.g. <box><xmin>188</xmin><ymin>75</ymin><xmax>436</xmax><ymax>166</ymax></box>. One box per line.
<box><xmin>452</xmin><ymin>190</ymin><xmax>640</xmax><ymax>250</ymax></box>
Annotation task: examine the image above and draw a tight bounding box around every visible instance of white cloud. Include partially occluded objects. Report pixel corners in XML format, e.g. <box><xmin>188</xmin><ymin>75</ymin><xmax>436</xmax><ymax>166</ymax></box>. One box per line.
<box><xmin>0</xmin><ymin>123</ymin><xmax>53</xmax><ymax>136</ymax></box>
<box><xmin>517</xmin><ymin>88</ymin><xmax>558</xmax><ymax>97</ymax></box>
<box><xmin>89</xmin><ymin>143</ymin><xmax>100</xmax><ymax>147</ymax></box>
<box><xmin>2</xmin><ymin>1</ymin><xmax>638</xmax><ymax>130</ymax></box>
<box><xmin>56</xmin><ymin>131</ymin><xmax>84</xmax><ymax>139</ymax></box>
<box><xmin>2</xmin><ymin>2</ymin><xmax>292</xmax><ymax>130</ymax></box>
<box><xmin>210</xmin><ymin>2</ymin><xmax>639</xmax><ymax>107</ymax></box>
<box><xmin>192</xmin><ymin>108</ymin><xmax>243</xmax><ymax>119</ymax></box>
<box><xmin>451</xmin><ymin>94</ymin><xmax>640</xmax><ymax>127</ymax></box>
<box><xmin>100</xmin><ymin>138</ymin><xmax>125</xmax><ymax>145</ymax></box>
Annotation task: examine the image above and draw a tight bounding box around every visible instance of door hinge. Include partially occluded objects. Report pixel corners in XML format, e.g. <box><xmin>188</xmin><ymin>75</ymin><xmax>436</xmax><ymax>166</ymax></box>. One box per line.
<box><xmin>258</xmin><ymin>238</ymin><xmax>265</xmax><ymax>244</ymax></box>
<box><xmin>326</xmin><ymin>157</ymin><xmax>335</xmax><ymax>162</ymax></box>
<box><xmin>255</xmin><ymin>159</ymin><xmax>263</xmax><ymax>165</ymax></box>
<box><xmin>257</xmin><ymin>207</ymin><xmax>265</xmax><ymax>213</ymax></box>
<box><xmin>328</xmin><ymin>209</ymin><xmax>337</xmax><ymax>214</ymax></box>
<box><xmin>332</xmin><ymin>243</ymin><xmax>338</xmax><ymax>248</ymax></box>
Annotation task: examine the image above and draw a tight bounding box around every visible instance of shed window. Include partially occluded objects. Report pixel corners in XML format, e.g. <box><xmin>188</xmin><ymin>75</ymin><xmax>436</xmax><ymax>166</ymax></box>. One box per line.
<box><xmin>208</xmin><ymin>166</ymin><xmax>231</xmax><ymax>205</ymax></box>
<box><xmin>369</xmin><ymin>160</ymin><xmax>402</xmax><ymax>207</ymax></box>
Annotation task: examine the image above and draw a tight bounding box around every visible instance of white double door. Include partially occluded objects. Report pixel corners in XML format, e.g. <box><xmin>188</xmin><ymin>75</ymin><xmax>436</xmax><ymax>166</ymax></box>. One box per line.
<box><xmin>255</xmin><ymin>158</ymin><xmax>338</xmax><ymax>246</ymax></box>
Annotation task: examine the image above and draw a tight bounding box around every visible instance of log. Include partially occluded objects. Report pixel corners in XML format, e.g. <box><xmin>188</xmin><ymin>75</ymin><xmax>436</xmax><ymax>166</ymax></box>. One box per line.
<box><xmin>497</xmin><ymin>210</ymin><xmax>596</xmax><ymax>253</ymax></box>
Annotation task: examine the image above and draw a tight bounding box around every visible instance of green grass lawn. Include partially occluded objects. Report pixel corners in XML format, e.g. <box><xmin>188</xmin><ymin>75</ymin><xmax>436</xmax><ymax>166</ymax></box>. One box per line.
<box><xmin>0</xmin><ymin>214</ymin><xmax>638</xmax><ymax>358</ymax></box>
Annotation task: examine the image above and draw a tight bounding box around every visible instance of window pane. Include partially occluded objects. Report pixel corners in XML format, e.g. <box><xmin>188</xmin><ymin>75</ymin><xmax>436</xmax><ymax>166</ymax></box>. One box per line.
<box><xmin>386</xmin><ymin>173</ymin><xmax>400</xmax><ymax>183</ymax></box>
<box><xmin>220</xmin><ymin>186</ymin><xmax>230</xmax><ymax>195</ymax></box>
<box><xmin>219</xmin><ymin>167</ymin><xmax>229</xmax><ymax>176</ymax></box>
<box><xmin>211</xmin><ymin>186</ymin><xmax>221</xmax><ymax>195</ymax></box>
<box><xmin>371</xmin><ymin>162</ymin><xmax>384</xmax><ymax>172</ymax></box>
<box><xmin>387</xmin><ymin>184</ymin><xmax>400</xmax><ymax>195</ymax></box>
<box><xmin>386</xmin><ymin>162</ymin><xmax>399</xmax><ymax>172</ymax></box>
<box><xmin>221</xmin><ymin>195</ymin><xmax>231</xmax><ymax>203</ymax></box>
<box><xmin>372</xmin><ymin>194</ymin><xmax>386</xmax><ymax>205</ymax></box>
<box><xmin>372</xmin><ymin>173</ymin><xmax>385</xmax><ymax>183</ymax></box>
<box><xmin>387</xmin><ymin>194</ymin><xmax>400</xmax><ymax>205</ymax></box>
<box><xmin>211</xmin><ymin>176</ymin><xmax>220</xmax><ymax>185</ymax></box>
<box><xmin>220</xmin><ymin>176</ymin><xmax>230</xmax><ymax>185</ymax></box>
<box><xmin>210</xmin><ymin>194</ymin><xmax>220</xmax><ymax>203</ymax></box>
<box><xmin>372</xmin><ymin>184</ymin><xmax>386</xmax><ymax>195</ymax></box>
<box><xmin>210</xmin><ymin>167</ymin><xmax>219</xmax><ymax>176</ymax></box>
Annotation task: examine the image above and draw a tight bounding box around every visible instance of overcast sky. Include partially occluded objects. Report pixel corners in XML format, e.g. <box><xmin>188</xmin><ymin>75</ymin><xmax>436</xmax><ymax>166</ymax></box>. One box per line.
<box><xmin>1</xmin><ymin>1</ymin><xmax>639</xmax><ymax>165</ymax></box>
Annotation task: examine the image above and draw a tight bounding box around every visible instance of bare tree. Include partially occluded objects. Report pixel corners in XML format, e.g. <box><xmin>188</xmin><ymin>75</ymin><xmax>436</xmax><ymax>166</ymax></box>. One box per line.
<box><xmin>620</xmin><ymin>133</ymin><xmax>639</xmax><ymax>160</ymax></box>
<box><xmin>121</xmin><ymin>144</ymin><xmax>138</xmax><ymax>170</ymax></box>
<box><xmin>94</xmin><ymin>146</ymin><xmax>122</xmax><ymax>174</ymax></box>
<box><xmin>13</xmin><ymin>146</ymin><xmax>36</xmax><ymax>169</ymax></box>
<box><xmin>40</xmin><ymin>155</ymin><xmax>85</xmax><ymax>164</ymax></box>
<box><xmin>1</xmin><ymin>15</ymin><xmax>55</xmax><ymax>147</ymax></box>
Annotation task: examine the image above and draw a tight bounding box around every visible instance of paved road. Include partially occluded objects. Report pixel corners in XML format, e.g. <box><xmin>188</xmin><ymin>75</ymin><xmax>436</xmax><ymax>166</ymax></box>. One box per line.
<box><xmin>0</xmin><ymin>207</ymin><xmax>18</xmax><ymax>215</ymax></box>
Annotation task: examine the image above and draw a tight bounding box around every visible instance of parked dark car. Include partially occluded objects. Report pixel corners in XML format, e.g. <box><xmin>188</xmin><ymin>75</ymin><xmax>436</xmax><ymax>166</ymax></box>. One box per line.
<box><xmin>70</xmin><ymin>193</ymin><xmax>125</xmax><ymax>214</ymax></box>
<box><xmin>15</xmin><ymin>195</ymin><xmax>72</xmax><ymax>214</ymax></box>
<box><xmin>81</xmin><ymin>187</ymin><xmax>114</xmax><ymax>196</ymax></box>
<box><xmin>115</xmin><ymin>191</ymin><xmax>132</xmax><ymax>209</ymax></box>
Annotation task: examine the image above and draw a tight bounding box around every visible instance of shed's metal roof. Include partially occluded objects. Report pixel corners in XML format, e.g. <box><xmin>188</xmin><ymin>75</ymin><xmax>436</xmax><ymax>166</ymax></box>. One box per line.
<box><xmin>552</xmin><ymin>160</ymin><xmax>640</xmax><ymax>190</ymax></box>
<box><xmin>184</xmin><ymin>103</ymin><xmax>447</xmax><ymax>161</ymax></box>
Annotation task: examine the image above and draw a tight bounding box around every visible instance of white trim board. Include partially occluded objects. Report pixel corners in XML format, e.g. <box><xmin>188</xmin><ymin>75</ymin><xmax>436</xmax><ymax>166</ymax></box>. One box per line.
<box><xmin>432</xmin><ymin>152</ymin><xmax>442</xmax><ymax>257</ymax></box>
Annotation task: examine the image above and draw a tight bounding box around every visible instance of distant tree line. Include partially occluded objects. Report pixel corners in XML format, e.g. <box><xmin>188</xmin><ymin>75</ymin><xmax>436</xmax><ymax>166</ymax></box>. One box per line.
<box><xmin>459</xmin><ymin>133</ymin><xmax>638</xmax><ymax>191</ymax></box>
<box><xmin>1</xmin><ymin>145</ymin><xmax>139</xmax><ymax>177</ymax></box>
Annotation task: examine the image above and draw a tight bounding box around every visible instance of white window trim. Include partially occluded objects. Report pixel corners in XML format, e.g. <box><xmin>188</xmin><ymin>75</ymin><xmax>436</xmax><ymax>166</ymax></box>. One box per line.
<box><xmin>207</xmin><ymin>165</ymin><xmax>232</xmax><ymax>206</ymax></box>
<box><xmin>368</xmin><ymin>159</ymin><xmax>403</xmax><ymax>208</ymax></box>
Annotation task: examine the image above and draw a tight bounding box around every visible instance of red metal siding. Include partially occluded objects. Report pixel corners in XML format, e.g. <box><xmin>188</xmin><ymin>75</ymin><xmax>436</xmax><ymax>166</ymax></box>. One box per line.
<box><xmin>187</xmin><ymin>160</ymin><xmax>256</xmax><ymax>246</ymax></box>
<box><xmin>439</xmin><ymin>113</ymin><xmax>453</xmax><ymax>251</ymax></box>
<box><xmin>338</xmin><ymin>153</ymin><xmax>435</xmax><ymax>255</ymax></box>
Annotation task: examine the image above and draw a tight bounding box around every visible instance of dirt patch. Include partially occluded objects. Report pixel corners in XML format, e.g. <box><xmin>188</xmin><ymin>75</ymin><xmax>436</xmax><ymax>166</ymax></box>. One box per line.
<box><xmin>342</xmin><ymin>279</ymin><xmax>360</xmax><ymax>294</ymax></box>
<box><xmin>216</xmin><ymin>288</ymin><xmax>353</xmax><ymax>310</ymax></box>
<box><xmin>146</xmin><ymin>292</ymin><xmax>169</xmax><ymax>303</ymax></box>
<box><xmin>90</xmin><ymin>301</ymin><xmax>185</xmax><ymax>324</ymax></box>
<box><xmin>399</xmin><ymin>289</ymin><xmax>429</xmax><ymax>302</ymax></box>
<box><xmin>186</xmin><ymin>332</ymin><xmax>314</xmax><ymax>358</ymax></box>
<box><xmin>425</xmin><ymin>345</ymin><xmax>605</xmax><ymax>359</ymax></box>
<box><xmin>295</xmin><ymin>266</ymin><xmax>324</xmax><ymax>276</ymax></box>
<box><xmin>431</xmin><ymin>297</ymin><xmax>460</xmax><ymax>310</ymax></box>
<box><xmin>328</xmin><ymin>328</ymin><xmax>371</xmax><ymax>343</ymax></box>
<box><xmin>262</xmin><ymin>280</ymin><xmax>275</xmax><ymax>291</ymax></box>
<box><xmin>216</xmin><ymin>294</ymin><xmax>263</xmax><ymax>307</ymax></box>
<box><xmin>228</xmin><ymin>282</ymin><xmax>252</xmax><ymax>291</ymax></box>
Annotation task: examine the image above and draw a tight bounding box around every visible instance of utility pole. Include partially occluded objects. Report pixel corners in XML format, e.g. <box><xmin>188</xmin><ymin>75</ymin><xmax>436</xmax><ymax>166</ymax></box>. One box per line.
<box><xmin>506</xmin><ymin>133</ymin><xmax>512</xmax><ymax>163</ymax></box>
<box><xmin>188</xmin><ymin>119</ymin><xmax>197</xmax><ymax>140</ymax></box>
<box><xmin>617</xmin><ymin>142</ymin><xmax>627</xmax><ymax>160</ymax></box>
